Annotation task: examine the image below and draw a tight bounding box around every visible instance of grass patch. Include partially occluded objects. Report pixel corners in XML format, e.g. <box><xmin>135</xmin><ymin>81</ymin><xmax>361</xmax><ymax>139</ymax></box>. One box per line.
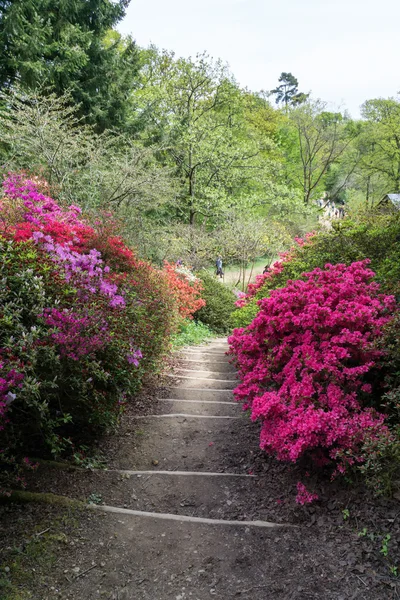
<box><xmin>171</xmin><ymin>319</ymin><xmax>214</xmax><ymax>349</ymax></box>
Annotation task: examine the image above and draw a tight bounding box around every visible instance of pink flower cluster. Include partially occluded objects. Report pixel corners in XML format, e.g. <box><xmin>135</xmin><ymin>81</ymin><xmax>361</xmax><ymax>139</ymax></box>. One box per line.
<box><xmin>32</xmin><ymin>232</ymin><xmax>125</xmax><ymax>308</ymax></box>
<box><xmin>127</xmin><ymin>347</ymin><xmax>143</xmax><ymax>366</ymax></box>
<box><xmin>2</xmin><ymin>173</ymin><xmax>82</xmax><ymax>227</ymax></box>
<box><xmin>229</xmin><ymin>261</ymin><xmax>396</xmax><ymax>474</ymax></box>
<box><xmin>0</xmin><ymin>361</ymin><xmax>24</xmax><ymax>431</ymax></box>
<box><xmin>41</xmin><ymin>309</ymin><xmax>112</xmax><ymax>361</ymax></box>
<box><xmin>1</xmin><ymin>173</ymin><xmax>138</xmax><ymax>368</ymax></box>
<box><xmin>295</xmin><ymin>482</ymin><xmax>319</xmax><ymax>505</ymax></box>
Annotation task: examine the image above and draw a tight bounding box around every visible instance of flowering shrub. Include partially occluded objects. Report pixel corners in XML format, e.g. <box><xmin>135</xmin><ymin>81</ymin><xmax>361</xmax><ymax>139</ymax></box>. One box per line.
<box><xmin>162</xmin><ymin>261</ymin><xmax>205</xmax><ymax>320</ymax></box>
<box><xmin>229</xmin><ymin>261</ymin><xmax>396</xmax><ymax>475</ymax></box>
<box><xmin>0</xmin><ymin>173</ymin><xmax>197</xmax><ymax>462</ymax></box>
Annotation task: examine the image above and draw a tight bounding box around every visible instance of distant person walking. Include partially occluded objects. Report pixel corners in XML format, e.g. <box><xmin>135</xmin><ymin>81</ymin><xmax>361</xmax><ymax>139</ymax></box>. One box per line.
<box><xmin>215</xmin><ymin>256</ymin><xmax>224</xmax><ymax>278</ymax></box>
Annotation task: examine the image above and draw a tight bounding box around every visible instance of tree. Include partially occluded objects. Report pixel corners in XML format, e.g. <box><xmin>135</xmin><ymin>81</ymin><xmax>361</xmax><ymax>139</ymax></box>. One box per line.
<box><xmin>359</xmin><ymin>98</ymin><xmax>400</xmax><ymax>193</ymax></box>
<box><xmin>270</xmin><ymin>72</ymin><xmax>309</xmax><ymax>110</ymax></box>
<box><xmin>283</xmin><ymin>100</ymin><xmax>355</xmax><ymax>204</ymax></box>
<box><xmin>134</xmin><ymin>50</ymin><xmax>280</xmax><ymax>226</ymax></box>
<box><xmin>217</xmin><ymin>211</ymin><xmax>291</xmax><ymax>290</ymax></box>
<box><xmin>0</xmin><ymin>0</ymin><xmax>140</xmax><ymax>131</ymax></box>
<box><xmin>0</xmin><ymin>88</ymin><xmax>172</xmax><ymax>213</ymax></box>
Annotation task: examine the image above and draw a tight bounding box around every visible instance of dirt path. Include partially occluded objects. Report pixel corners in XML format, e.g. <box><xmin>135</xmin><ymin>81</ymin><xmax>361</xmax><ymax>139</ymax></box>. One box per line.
<box><xmin>6</xmin><ymin>339</ymin><xmax>399</xmax><ymax>599</ymax></box>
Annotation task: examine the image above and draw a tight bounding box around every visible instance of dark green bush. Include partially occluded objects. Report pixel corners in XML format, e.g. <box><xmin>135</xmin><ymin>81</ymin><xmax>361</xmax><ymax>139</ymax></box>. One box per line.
<box><xmin>194</xmin><ymin>270</ymin><xmax>236</xmax><ymax>334</ymax></box>
<box><xmin>357</xmin><ymin>312</ymin><xmax>400</xmax><ymax>495</ymax></box>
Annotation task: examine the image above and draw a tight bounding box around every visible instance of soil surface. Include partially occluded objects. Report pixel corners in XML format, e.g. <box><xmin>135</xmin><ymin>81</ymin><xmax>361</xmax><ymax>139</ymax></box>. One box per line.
<box><xmin>1</xmin><ymin>339</ymin><xmax>399</xmax><ymax>599</ymax></box>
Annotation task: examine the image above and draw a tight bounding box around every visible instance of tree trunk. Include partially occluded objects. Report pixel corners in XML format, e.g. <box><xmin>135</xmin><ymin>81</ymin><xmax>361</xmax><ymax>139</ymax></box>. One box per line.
<box><xmin>247</xmin><ymin>260</ymin><xmax>255</xmax><ymax>289</ymax></box>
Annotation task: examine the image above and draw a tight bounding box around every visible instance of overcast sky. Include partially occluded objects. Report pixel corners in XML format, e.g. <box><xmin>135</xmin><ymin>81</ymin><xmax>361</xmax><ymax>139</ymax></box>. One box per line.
<box><xmin>118</xmin><ymin>0</ymin><xmax>400</xmax><ymax>118</ymax></box>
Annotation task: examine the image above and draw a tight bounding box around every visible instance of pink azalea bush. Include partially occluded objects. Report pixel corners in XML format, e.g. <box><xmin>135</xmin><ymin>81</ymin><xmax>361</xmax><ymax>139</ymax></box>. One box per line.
<box><xmin>229</xmin><ymin>261</ymin><xmax>396</xmax><ymax>475</ymax></box>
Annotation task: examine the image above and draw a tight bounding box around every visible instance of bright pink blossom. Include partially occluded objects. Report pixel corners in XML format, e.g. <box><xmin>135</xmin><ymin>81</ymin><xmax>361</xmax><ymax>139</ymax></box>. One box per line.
<box><xmin>229</xmin><ymin>261</ymin><xmax>396</xmax><ymax>474</ymax></box>
<box><xmin>295</xmin><ymin>482</ymin><xmax>319</xmax><ymax>505</ymax></box>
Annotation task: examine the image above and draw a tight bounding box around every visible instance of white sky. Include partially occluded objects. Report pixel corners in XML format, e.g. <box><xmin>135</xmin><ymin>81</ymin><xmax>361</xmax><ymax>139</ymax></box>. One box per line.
<box><xmin>118</xmin><ymin>0</ymin><xmax>400</xmax><ymax>118</ymax></box>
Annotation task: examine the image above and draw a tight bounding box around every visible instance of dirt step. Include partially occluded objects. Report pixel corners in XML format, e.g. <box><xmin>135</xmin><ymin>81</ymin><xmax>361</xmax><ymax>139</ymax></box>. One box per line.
<box><xmin>94</xmin><ymin>505</ymin><xmax>286</xmax><ymax>528</ymax></box>
<box><xmin>107</xmin><ymin>416</ymin><xmax>252</xmax><ymax>472</ymax></box>
<box><xmin>183</xmin><ymin>350</ymin><xmax>228</xmax><ymax>357</ymax></box>
<box><xmin>176</xmin><ymin>352</ymin><xmax>230</xmax><ymax>362</ymax></box>
<box><xmin>177</xmin><ymin>358</ymin><xmax>236</xmax><ymax>373</ymax></box>
<box><xmin>156</xmin><ymin>398</ymin><xmax>240</xmax><ymax>416</ymax></box>
<box><xmin>164</xmin><ymin>387</ymin><xmax>235</xmax><ymax>401</ymax></box>
<box><xmin>49</xmin><ymin>510</ymin><xmax>360</xmax><ymax>600</ymax></box>
<box><xmin>172</xmin><ymin>368</ymin><xmax>238</xmax><ymax>381</ymax></box>
<box><xmin>166</xmin><ymin>375</ymin><xmax>236</xmax><ymax>390</ymax></box>
<box><xmin>25</xmin><ymin>468</ymin><xmax>288</xmax><ymax>523</ymax></box>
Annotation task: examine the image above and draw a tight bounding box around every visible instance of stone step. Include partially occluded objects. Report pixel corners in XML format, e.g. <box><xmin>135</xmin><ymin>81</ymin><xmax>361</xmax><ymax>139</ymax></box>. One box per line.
<box><xmin>184</xmin><ymin>349</ymin><xmax>228</xmax><ymax>356</ymax></box>
<box><xmin>157</xmin><ymin>398</ymin><xmax>239</xmax><ymax>416</ymax></box>
<box><xmin>177</xmin><ymin>351</ymin><xmax>231</xmax><ymax>362</ymax></box>
<box><xmin>200</xmin><ymin>344</ymin><xmax>229</xmax><ymax>351</ymax></box>
<box><xmin>129</xmin><ymin>414</ymin><xmax>240</xmax><ymax>421</ymax></box>
<box><xmin>94</xmin><ymin>505</ymin><xmax>286</xmax><ymax>529</ymax></box>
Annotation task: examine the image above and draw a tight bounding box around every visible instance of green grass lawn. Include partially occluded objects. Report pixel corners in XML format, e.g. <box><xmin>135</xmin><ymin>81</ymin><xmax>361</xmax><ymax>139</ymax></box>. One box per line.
<box><xmin>205</xmin><ymin>258</ymin><xmax>269</xmax><ymax>287</ymax></box>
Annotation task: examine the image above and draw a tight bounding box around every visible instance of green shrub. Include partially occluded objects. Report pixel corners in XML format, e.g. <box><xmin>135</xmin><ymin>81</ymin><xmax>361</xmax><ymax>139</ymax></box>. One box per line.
<box><xmin>171</xmin><ymin>319</ymin><xmax>214</xmax><ymax>348</ymax></box>
<box><xmin>194</xmin><ymin>270</ymin><xmax>236</xmax><ymax>334</ymax></box>
<box><xmin>231</xmin><ymin>298</ymin><xmax>259</xmax><ymax>329</ymax></box>
<box><xmin>233</xmin><ymin>214</ymin><xmax>400</xmax><ymax>331</ymax></box>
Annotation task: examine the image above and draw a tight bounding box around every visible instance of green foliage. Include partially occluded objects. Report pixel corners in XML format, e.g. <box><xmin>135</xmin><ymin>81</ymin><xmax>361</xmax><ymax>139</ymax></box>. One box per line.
<box><xmin>280</xmin><ymin>100</ymin><xmax>355</xmax><ymax>204</ymax></box>
<box><xmin>133</xmin><ymin>49</ymin><xmax>289</xmax><ymax>228</ymax></box>
<box><xmin>357</xmin><ymin>429</ymin><xmax>400</xmax><ymax>497</ymax></box>
<box><xmin>0</xmin><ymin>88</ymin><xmax>172</xmax><ymax>213</ymax></box>
<box><xmin>0</xmin><ymin>0</ymin><xmax>140</xmax><ymax>131</ymax></box>
<box><xmin>249</xmin><ymin>215</ymin><xmax>400</xmax><ymax>305</ymax></box>
<box><xmin>171</xmin><ymin>319</ymin><xmax>214</xmax><ymax>349</ymax></box>
<box><xmin>359</xmin><ymin>313</ymin><xmax>400</xmax><ymax>496</ymax></box>
<box><xmin>193</xmin><ymin>271</ymin><xmax>236</xmax><ymax>334</ymax></box>
<box><xmin>0</xmin><ymin>509</ymin><xmax>79</xmax><ymax>599</ymax></box>
<box><xmin>231</xmin><ymin>298</ymin><xmax>259</xmax><ymax>329</ymax></box>
<box><xmin>360</xmin><ymin>98</ymin><xmax>400</xmax><ymax>193</ymax></box>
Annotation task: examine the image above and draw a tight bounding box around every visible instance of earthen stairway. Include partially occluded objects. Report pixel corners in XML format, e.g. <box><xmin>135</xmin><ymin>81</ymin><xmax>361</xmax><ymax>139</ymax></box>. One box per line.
<box><xmin>23</xmin><ymin>339</ymin><xmax>386</xmax><ymax>600</ymax></box>
<box><xmin>30</xmin><ymin>339</ymin><xmax>303</xmax><ymax>599</ymax></box>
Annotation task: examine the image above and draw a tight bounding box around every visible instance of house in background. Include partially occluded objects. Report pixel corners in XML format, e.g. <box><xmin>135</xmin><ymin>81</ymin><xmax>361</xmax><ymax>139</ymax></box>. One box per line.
<box><xmin>378</xmin><ymin>193</ymin><xmax>400</xmax><ymax>212</ymax></box>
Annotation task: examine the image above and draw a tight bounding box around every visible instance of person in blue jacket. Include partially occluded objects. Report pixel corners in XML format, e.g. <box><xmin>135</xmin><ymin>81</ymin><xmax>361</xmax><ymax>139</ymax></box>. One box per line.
<box><xmin>215</xmin><ymin>256</ymin><xmax>224</xmax><ymax>278</ymax></box>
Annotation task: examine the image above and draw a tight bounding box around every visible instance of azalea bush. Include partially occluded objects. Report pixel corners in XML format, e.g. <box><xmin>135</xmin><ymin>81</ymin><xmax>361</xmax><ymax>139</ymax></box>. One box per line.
<box><xmin>162</xmin><ymin>262</ymin><xmax>205</xmax><ymax>320</ymax></box>
<box><xmin>229</xmin><ymin>261</ymin><xmax>396</xmax><ymax>476</ymax></box>
<box><xmin>0</xmin><ymin>173</ymin><xmax>198</xmax><ymax>463</ymax></box>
